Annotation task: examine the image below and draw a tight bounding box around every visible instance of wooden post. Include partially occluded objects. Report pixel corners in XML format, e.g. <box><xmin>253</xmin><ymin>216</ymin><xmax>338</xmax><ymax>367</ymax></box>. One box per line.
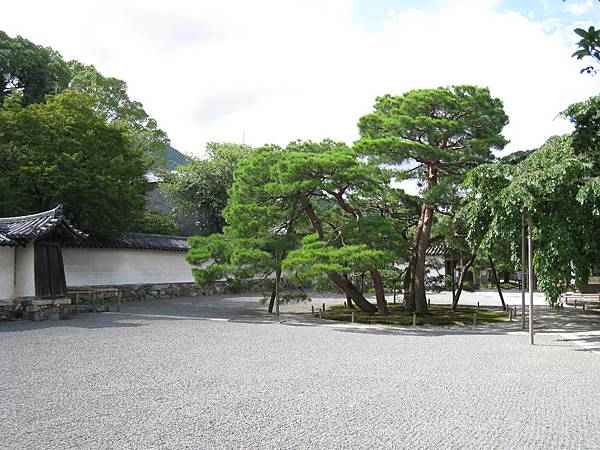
<box><xmin>413</xmin><ymin>313</ymin><xmax>416</xmax><ymax>326</ymax></box>
<box><xmin>311</xmin><ymin>305</ymin><xmax>315</xmax><ymax>316</ymax></box>
<box><xmin>344</xmin><ymin>301</ymin><xmax>347</xmax><ymax>309</ymax></box>
<box><xmin>351</xmin><ymin>311</ymin><xmax>355</xmax><ymax>323</ymax></box>
<box><xmin>521</xmin><ymin>208</ymin><xmax>526</xmax><ymax>330</ymax></box>
<box><xmin>92</xmin><ymin>291</ymin><xmax>96</xmax><ymax>313</ymax></box>
<box><xmin>117</xmin><ymin>290</ymin><xmax>121</xmax><ymax>313</ymax></box>
<box><xmin>275</xmin><ymin>249</ymin><xmax>280</xmax><ymax>317</ymax></box>
<box><xmin>318</xmin><ymin>310</ymin><xmax>322</xmax><ymax>320</ymax></box>
<box><xmin>473</xmin><ymin>312</ymin><xmax>477</xmax><ymax>325</ymax></box>
<box><xmin>75</xmin><ymin>292</ymin><xmax>79</xmax><ymax>315</ymax></box>
<box><xmin>528</xmin><ymin>214</ymin><xmax>534</xmax><ymax>345</ymax></box>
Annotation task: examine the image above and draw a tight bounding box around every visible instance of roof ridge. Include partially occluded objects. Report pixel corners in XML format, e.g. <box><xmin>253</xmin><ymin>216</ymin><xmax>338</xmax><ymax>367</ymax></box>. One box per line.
<box><xmin>0</xmin><ymin>204</ymin><xmax>63</xmax><ymax>223</ymax></box>
<box><xmin>122</xmin><ymin>231</ymin><xmax>188</xmax><ymax>239</ymax></box>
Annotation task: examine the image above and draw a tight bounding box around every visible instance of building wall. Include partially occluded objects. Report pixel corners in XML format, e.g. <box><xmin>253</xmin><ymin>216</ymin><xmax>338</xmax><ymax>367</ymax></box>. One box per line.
<box><xmin>62</xmin><ymin>248</ymin><xmax>195</xmax><ymax>287</ymax></box>
<box><xmin>0</xmin><ymin>246</ymin><xmax>15</xmax><ymax>302</ymax></box>
<box><xmin>14</xmin><ymin>243</ymin><xmax>35</xmax><ymax>298</ymax></box>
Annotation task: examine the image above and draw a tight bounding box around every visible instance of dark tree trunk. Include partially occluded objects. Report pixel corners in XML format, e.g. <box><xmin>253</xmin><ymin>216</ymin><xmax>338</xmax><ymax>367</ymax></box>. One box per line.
<box><xmin>302</xmin><ymin>200</ymin><xmax>377</xmax><ymax>313</ymax></box>
<box><xmin>370</xmin><ymin>268</ymin><xmax>388</xmax><ymax>314</ymax></box>
<box><xmin>405</xmin><ymin>203</ymin><xmax>426</xmax><ymax>312</ymax></box>
<box><xmin>328</xmin><ymin>271</ymin><xmax>377</xmax><ymax>313</ymax></box>
<box><xmin>414</xmin><ymin>205</ymin><xmax>434</xmax><ymax>314</ymax></box>
<box><xmin>488</xmin><ymin>256</ymin><xmax>506</xmax><ymax>310</ymax></box>
<box><xmin>268</xmin><ymin>285</ymin><xmax>276</xmax><ymax>313</ymax></box>
<box><xmin>451</xmin><ymin>254</ymin><xmax>477</xmax><ymax>311</ymax></box>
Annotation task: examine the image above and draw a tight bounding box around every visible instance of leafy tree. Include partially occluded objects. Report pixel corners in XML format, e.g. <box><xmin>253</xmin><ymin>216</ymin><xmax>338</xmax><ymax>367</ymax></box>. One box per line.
<box><xmin>187</xmin><ymin>146</ymin><xmax>300</xmax><ymax>311</ymax></box>
<box><xmin>0</xmin><ymin>90</ymin><xmax>148</xmax><ymax>236</ymax></box>
<box><xmin>68</xmin><ymin>61</ymin><xmax>169</xmax><ymax>165</ymax></box>
<box><xmin>131</xmin><ymin>212</ymin><xmax>180</xmax><ymax>235</ymax></box>
<box><xmin>0</xmin><ymin>31</ymin><xmax>70</xmax><ymax>106</ymax></box>
<box><xmin>357</xmin><ymin>86</ymin><xmax>508</xmax><ymax>313</ymax></box>
<box><xmin>161</xmin><ymin>142</ymin><xmax>253</xmax><ymax>235</ymax></box>
<box><xmin>463</xmin><ymin>135</ymin><xmax>600</xmax><ymax>308</ymax></box>
<box><xmin>266</xmin><ymin>140</ymin><xmax>408</xmax><ymax>313</ymax></box>
<box><xmin>572</xmin><ymin>25</ymin><xmax>600</xmax><ymax>74</ymax></box>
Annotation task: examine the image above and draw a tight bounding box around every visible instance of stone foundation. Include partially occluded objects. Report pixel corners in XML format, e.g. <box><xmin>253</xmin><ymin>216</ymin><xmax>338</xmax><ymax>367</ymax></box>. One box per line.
<box><xmin>118</xmin><ymin>281</ymin><xmax>228</xmax><ymax>300</ymax></box>
<box><xmin>2</xmin><ymin>281</ymin><xmax>252</xmax><ymax>321</ymax></box>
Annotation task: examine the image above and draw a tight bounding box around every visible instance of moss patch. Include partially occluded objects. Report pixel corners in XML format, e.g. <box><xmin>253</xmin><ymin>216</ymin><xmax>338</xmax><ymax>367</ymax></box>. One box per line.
<box><xmin>323</xmin><ymin>304</ymin><xmax>507</xmax><ymax>326</ymax></box>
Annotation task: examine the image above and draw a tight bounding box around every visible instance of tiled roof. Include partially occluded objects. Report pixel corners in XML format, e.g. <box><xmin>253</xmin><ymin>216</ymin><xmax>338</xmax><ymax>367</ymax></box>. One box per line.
<box><xmin>64</xmin><ymin>232</ymin><xmax>190</xmax><ymax>252</ymax></box>
<box><xmin>0</xmin><ymin>207</ymin><xmax>189</xmax><ymax>252</ymax></box>
<box><xmin>0</xmin><ymin>205</ymin><xmax>87</xmax><ymax>246</ymax></box>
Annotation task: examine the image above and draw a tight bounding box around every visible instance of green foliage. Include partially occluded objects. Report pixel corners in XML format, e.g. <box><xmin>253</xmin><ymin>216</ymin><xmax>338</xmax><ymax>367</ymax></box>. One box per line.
<box><xmin>0</xmin><ymin>30</ymin><xmax>70</xmax><ymax>106</ymax></box>
<box><xmin>463</xmin><ymin>134</ymin><xmax>599</xmax><ymax>307</ymax></box>
<box><xmin>324</xmin><ymin>304</ymin><xmax>506</xmax><ymax>326</ymax></box>
<box><xmin>131</xmin><ymin>213</ymin><xmax>179</xmax><ymax>236</ymax></box>
<box><xmin>68</xmin><ymin>61</ymin><xmax>169</xmax><ymax>166</ymax></box>
<box><xmin>0</xmin><ymin>90</ymin><xmax>148</xmax><ymax>236</ymax></box>
<box><xmin>572</xmin><ymin>25</ymin><xmax>600</xmax><ymax>74</ymax></box>
<box><xmin>161</xmin><ymin>142</ymin><xmax>253</xmax><ymax>234</ymax></box>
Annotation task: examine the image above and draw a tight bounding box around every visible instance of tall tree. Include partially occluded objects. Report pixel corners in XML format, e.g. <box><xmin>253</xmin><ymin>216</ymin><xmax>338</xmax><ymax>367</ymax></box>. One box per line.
<box><xmin>0</xmin><ymin>90</ymin><xmax>148</xmax><ymax>236</ymax></box>
<box><xmin>161</xmin><ymin>142</ymin><xmax>253</xmax><ymax>235</ymax></box>
<box><xmin>68</xmin><ymin>61</ymin><xmax>169</xmax><ymax>164</ymax></box>
<box><xmin>0</xmin><ymin>31</ymin><xmax>70</xmax><ymax>106</ymax></box>
<box><xmin>357</xmin><ymin>86</ymin><xmax>508</xmax><ymax>313</ymax></box>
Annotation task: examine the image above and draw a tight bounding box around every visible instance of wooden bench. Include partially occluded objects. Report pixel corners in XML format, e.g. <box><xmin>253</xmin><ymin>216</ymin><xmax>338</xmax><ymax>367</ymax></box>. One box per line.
<box><xmin>67</xmin><ymin>288</ymin><xmax>121</xmax><ymax>314</ymax></box>
<box><xmin>561</xmin><ymin>292</ymin><xmax>600</xmax><ymax>310</ymax></box>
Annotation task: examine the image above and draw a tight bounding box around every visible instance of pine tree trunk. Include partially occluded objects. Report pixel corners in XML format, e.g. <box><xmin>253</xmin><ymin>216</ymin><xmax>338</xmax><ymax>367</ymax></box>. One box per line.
<box><xmin>302</xmin><ymin>200</ymin><xmax>377</xmax><ymax>313</ymax></box>
<box><xmin>404</xmin><ymin>209</ymin><xmax>424</xmax><ymax>312</ymax></box>
<box><xmin>370</xmin><ymin>268</ymin><xmax>388</xmax><ymax>314</ymax></box>
<box><xmin>414</xmin><ymin>205</ymin><xmax>434</xmax><ymax>314</ymax></box>
<box><xmin>328</xmin><ymin>271</ymin><xmax>377</xmax><ymax>313</ymax></box>
<box><xmin>411</xmin><ymin>165</ymin><xmax>438</xmax><ymax>314</ymax></box>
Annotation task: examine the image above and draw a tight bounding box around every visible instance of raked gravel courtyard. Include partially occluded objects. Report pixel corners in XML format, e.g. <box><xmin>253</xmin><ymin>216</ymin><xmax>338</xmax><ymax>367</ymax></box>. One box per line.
<box><xmin>1</xmin><ymin>292</ymin><xmax>600</xmax><ymax>449</ymax></box>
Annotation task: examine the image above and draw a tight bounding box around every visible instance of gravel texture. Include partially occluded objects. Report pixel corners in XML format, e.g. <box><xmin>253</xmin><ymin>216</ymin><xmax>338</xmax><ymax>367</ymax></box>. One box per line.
<box><xmin>1</xmin><ymin>293</ymin><xmax>599</xmax><ymax>449</ymax></box>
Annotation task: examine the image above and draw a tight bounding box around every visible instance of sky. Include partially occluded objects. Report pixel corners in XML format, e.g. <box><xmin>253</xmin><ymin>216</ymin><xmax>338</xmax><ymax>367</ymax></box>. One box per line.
<box><xmin>1</xmin><ymin>0</ymin><xmax>599</xmax><ymax>157</ymax></box>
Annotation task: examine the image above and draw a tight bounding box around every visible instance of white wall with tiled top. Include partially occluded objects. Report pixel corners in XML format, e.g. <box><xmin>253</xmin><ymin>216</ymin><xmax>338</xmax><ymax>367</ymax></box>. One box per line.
<box><xmin>0</xmin><ymin>246</ymin><xmax>14</xmax><ymax>302</ymax></box>
<box><xmin>62</xmin><ymin>248</ymin><xmax>194</xmax><ymax>287</ymax></box>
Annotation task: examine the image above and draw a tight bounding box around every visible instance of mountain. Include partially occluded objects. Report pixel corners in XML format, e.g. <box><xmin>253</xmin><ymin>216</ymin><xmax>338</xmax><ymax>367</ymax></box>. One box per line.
<box><xmin>164</xmin><ymin>145</ymin><xmax>189</xmax><ymax>171</ymax></box>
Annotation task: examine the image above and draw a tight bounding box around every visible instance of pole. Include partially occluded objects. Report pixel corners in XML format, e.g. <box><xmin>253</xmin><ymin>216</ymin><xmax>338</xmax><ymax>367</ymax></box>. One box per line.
<box><xmin>451</xmin><ymin>255</ymin><xmax>456</xmax><ymax>305</ymax></box>
<box><xmin>521</xmin><ymin>208</ymin><xmax>526</xmax><ymax>330</ymax></box>
<box><xmin>528</xmin><ymin>214</ymin><xmax>534</xmax><ymax>345</ymax></box>
<box><xmin>275</xmin><ymin>249</ymin><xmax>280</xmax><ymax>317</ymax></box>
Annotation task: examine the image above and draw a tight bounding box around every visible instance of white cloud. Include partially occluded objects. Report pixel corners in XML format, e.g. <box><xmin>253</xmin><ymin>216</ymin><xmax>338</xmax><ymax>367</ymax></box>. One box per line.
<box><xmin>0</xmin><ymin>0</ymin><xmax>597</xmax><ymax>157</ymax></box>
<box><xmin>564</xmin><ymin>0</ymin><xmax>594</xmax><ymax>16</ymax></box>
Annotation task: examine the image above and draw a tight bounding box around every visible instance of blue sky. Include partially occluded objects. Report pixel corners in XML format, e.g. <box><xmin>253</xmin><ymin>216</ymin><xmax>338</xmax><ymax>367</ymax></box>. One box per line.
<box><xmin>353</xmin><ymin>0</ymin><xmax>600</xmax><ymax>32</ymax></box>
<box><xmin>1</xmin><ymin>0</ymin><xmax>599</xmax><ymax>156</ymax></box>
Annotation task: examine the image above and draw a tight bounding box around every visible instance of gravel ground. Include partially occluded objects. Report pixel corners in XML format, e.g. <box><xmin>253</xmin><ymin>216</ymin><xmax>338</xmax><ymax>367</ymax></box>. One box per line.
<box><xmin>1</xmin><ymin>293</ymin><xmax>599</xmax><ymax>449</ymax></box>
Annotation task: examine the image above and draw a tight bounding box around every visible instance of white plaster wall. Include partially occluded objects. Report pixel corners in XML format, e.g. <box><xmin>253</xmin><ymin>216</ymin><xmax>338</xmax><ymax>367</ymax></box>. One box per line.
<box><xmin>14</xmin><ymin>243</ymin><xmax>35</xmax><ymax>298</ymax></box>
<box><xmin>0</xmin><ymin>246</ymin><xmax>15</xmax><ymax>301</ymax></box>
<box><xmin>63</xmin><ymin>248</ymin><xmax>195</xmax><ymax>287</ymax></box>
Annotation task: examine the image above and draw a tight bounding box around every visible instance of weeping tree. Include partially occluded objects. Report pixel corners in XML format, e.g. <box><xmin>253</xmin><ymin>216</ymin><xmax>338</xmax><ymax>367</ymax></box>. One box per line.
<box><xmin>356</xmin><ymin>85</ymin><xmax>508</xmax><ymax>313</ymax></box>
<box><xmin>463</xmin><ymin>134</ymin><xmax>600</xmax><ymax>308</ymax></box>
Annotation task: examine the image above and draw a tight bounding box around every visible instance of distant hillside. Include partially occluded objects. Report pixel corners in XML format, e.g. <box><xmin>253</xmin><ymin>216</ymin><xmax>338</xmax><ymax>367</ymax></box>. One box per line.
<box><xmin>164</xmin><ymin>145</ymin><xmax>189</xmax><ymax>171</ymax></box>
